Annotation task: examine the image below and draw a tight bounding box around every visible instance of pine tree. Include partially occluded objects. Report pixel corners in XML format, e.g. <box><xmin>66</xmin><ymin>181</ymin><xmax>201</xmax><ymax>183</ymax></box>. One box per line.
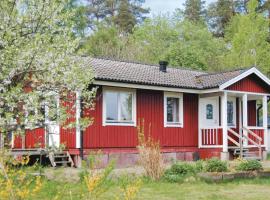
<box><xmin>114</xmin><ymin>0</ymin><xmax>136</xmax><ymax>34</ymax></box>
<box><xmin>86</xmin><ymin>0</ymin><xmax>148</xmax><ymax>30</ymax></box>
<box><xmin>207</xmin><ymin>0</ymin><xmax>235</xmax><ymax>37</ymax></box>
<box><xmin>183</xmin><ymin>0</ymin><xmax>206</xmax><ymax>22</ymax></box>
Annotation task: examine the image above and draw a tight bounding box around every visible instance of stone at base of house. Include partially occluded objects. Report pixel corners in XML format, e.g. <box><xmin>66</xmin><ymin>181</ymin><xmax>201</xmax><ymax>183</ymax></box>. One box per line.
<box><xmin>79</xmin><ymin>151</ymin><xmax>200</xmax><ymax>168</ymax></box>
<box><xmin>220</xmin><ymin>152</ymin><xmax>229</xmax><ymax>161</ymax></box>
<box><xmin>262</xmin><ymin>150</ymin><xmax>268</xmax><ymax>161</ymax></box>
<box><xmin>73</xmin><ymin>155</ymin><xmax>82</xmax><ymax>168</ymax></box>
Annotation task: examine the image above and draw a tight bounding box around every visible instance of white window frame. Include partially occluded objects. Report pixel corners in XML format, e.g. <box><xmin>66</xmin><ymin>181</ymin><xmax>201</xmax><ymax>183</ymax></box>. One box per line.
<box><xmin>102</xmin><ymin>87</ymin><xmax>136</xmax><ymax>127</ymax></box>
<box><xmin>164</xmin><ymin>92</ymin><xmax>184</xmax><ymax>128</ymax></box>
<box><xmin>227</xmin><ymin>97</ymin><xmax>236</xmax><ymax>128</ymax></box>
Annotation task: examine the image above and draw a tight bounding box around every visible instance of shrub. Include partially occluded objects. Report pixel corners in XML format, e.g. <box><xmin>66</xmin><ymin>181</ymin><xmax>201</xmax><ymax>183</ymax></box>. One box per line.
<box><xmin>137</xmin><ymin>120</ymin><xmax>165</xmax><ymax>181</ymax></box>
<box><xmin>236</xmin><ymin>160</ymin><xmax>263</xmax><ymax>171</ymax></box>
<box><xmin>163</xmin><ymin>161</ymin><xmax>203</xmax><ymax>183</ymax></box>
<box><xmin>169</xmin><ymin>162</ymin><xmax>195</xmax><ymax>175</ymax></box>
<box><xmin>118</xmin><ymin>175</ymin><xmax>142</xmax><ymax>200</ymax></box>
<box><xmin>194</xmin><ymin>160</ymin><xmax>204</xmax><ymax>173</ymax></box>
<box><xmin>205</xmin><ymin>158</ymin><xmax>228</xmax><ymax>172</ymax></box>
<box><xmin>0</xmin><ymin>150</ymin><xmax>43</xmax><ymax>200</ymax></box>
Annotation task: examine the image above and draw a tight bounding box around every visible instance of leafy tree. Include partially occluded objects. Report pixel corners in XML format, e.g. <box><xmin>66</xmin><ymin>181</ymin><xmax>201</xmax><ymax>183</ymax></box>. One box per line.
<box><xmin>183</xmin><ymin>0</ymin><xmax>206</xmax><ymax>22</ymax></box>
<box><xmin>0</xmin><ymin>0</ymin><xmax>94</xmax><ymax>135</ymax></box>
<box><xmin>165</xmin><ymin>21</ymin><xmax>226</xmax><ymax>71</ymax></box>
<box><xmin>129</xmin><ymin>16</ymin><xmax>179</xmax><ymax>64</ymax></box>
<box><xmin>224</xmin><ymin>0</ymin><xmax>270</xmax><ymax>76</ymax></box>
<box><xmin>82</xmin><ymin>24</ymin><xmax>124</xmax><ymax>57</ymax></box>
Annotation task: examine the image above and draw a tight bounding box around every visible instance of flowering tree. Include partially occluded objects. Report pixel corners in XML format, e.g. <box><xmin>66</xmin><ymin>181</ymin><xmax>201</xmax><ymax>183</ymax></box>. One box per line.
<box><xmin>0</xmin><ymin>0</ymin><xmax>95</xmax><ymax>137</ymax></box>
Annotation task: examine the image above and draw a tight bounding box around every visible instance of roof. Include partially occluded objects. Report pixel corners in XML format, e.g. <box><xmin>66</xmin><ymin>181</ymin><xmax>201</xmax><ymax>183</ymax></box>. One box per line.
<box><xmin>85</xmin><ymin>57</ymin><xmax>255</xmax><ymax>90</ymax></box>
<box><xmin>197</xmin><ymin>68</ymin><xmax>249</xmax><ymax>89</ymax></box>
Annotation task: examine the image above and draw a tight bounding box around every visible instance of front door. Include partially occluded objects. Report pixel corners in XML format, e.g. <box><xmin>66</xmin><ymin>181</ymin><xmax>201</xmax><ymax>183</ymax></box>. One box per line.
<box><xmin>200</xmin><ymin>97</ymin><xmax>219</xmax><ymax>127</ymax></box>
<box><xmin>45</xmin><ymin>95</ymin><xmax>60</xmax><ymax>148</ymax></box>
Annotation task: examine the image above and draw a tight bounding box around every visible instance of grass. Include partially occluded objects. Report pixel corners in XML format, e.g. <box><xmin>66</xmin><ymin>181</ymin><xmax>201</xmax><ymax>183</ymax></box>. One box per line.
<box><xmin>32</xmin><ymin>177</ymin><xmax>270</xmax><ymax>200</ymax></box>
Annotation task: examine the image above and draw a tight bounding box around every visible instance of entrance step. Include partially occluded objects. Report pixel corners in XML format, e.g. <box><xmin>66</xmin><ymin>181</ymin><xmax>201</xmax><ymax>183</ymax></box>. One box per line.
<box><xmin>48</xmin><ymin>151</ymin><xmax>74</xmax><ymax>167</ymax></box>
<box><xmin>232</xmin><ymin>148</ymin><xmax>262</xmax><ymax>161</ymax></box>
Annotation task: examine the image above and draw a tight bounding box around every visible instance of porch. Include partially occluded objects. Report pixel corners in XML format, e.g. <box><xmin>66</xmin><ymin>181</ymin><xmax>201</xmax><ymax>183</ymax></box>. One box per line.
<box><xmin>199</xmin><ymin>91</ymin><xmax>269</xmax><ymax>160</ymax></box>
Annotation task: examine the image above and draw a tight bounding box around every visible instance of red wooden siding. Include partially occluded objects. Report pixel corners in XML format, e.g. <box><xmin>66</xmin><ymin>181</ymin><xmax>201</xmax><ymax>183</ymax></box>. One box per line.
<box><xmin>13</xmin><ymin>128</ymin><xmax>45</xmax><ymax>148</ymax></box>
<box><xmin>83</xmin><ymin>89</ymin><xmax>199</xmax><ymax>149</ymax></box>
<box><xmin>248</xmin><ymin>100</ymin><xmax>257</xmax><ymax>126</ymax></box>
<box><xmin>25</xmin><ymin>128</ymin><xmax>45</xmax><ymax>148</ymax></box>
<box><xmin>226</xmin><ymin>74</ymin><xmax>270</xmax><ymax>93</ymax></box>
<box><xmin>60</xmin><ymin>94</ymin><xmax>76</xmax><ymax>149</ymax></box>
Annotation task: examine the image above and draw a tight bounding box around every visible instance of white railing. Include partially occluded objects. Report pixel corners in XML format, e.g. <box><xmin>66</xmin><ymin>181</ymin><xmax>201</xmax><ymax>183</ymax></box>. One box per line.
<box><xmin>199</xmin><ymin>126</ymin><xmax>223</xmax><ymax>148</ymax></box>
<box><xmin>242</xmin><ymin>127</ymin><xmax>263</xmax><ymax>159</ymax></box>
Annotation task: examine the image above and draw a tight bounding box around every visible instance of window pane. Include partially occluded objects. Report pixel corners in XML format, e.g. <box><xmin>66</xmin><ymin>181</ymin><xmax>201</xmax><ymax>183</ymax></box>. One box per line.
<box><xmin>227</xmin><ymin>101</ymin><xmax>234</xmax><ymax>124</ymax></box>
<box><xmin>167</xmin><ymin>97</ymin><xmax>180</xmax><ymax>123</ymax></box>
<box><xmin>206</xmin><ymin>104</ymin><xmax>213</xmax><ymax>119</ymax></box>
<box><xmin>120</xmin><ymin>92</ymin><xmax>133</xmax><ymax>121</ymax></box>
<box><xmin>106</xmin><ymin>92</ymin><xmax>118</xmax><ymax>121</ymax></box>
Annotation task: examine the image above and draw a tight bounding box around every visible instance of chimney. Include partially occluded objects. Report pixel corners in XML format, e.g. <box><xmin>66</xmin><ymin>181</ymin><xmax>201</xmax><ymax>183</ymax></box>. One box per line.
<box><xmin>159</xmin><ymin>61</ymin><xmax>168</xmax><ymax>72</ymax></box>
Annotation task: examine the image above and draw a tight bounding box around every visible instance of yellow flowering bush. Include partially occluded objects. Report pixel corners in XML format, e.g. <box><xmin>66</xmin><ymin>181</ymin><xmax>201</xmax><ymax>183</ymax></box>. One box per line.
<box><xmin>84</xmin><ymin>162</ymin><xmax>114</xmax><ymax>199</ymax></box>
<box><xmin>0</xmin><ymin>151</ymin><xmax>43</xmax><ymax>200</ymax></box>
<box><xmin>119</xmin><ymin>178</ymin><xmax>142</xmax><ymax>200</ymax></box>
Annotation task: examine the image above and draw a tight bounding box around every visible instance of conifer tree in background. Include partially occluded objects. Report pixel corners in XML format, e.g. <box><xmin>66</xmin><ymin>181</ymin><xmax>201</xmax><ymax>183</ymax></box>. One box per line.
<box><xmin>183</xmin><ymin>0</ymin><xmax>206</xmax><ymax>22</ymax></box>
<box><xmin>115</xmin><ymin>0</ymin><xmax>136</xmax><ymax>34</ymax></box>
<box><xmin>207</xmin><ymin>0</ymin><xmax>235</xmax><ymax>37</ymax></box>
<box><xmin>85</xmin><ymin>0</ymin><xmax>149</xmax><ymax>30</ymax></box>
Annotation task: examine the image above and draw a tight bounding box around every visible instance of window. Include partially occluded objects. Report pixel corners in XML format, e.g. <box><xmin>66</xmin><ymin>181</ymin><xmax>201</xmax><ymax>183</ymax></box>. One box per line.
<box><xmin>206</xmin><ymin>104</ymin><xmax>213</xmax><ymax>119</ymax></box>
<box><xmin>227</xmin><ymin>98</ymin><xmax>236</xmax><ymax>127</ymax></box>
<box><xmin>164</xmin><ymin>92</ymin><xmax>183</xmax><ymax>127</ymax></box>
<box><xmin>103</xmin><ymin>87</ymin><xmax>136</xmax><ymax>126</ymax></box>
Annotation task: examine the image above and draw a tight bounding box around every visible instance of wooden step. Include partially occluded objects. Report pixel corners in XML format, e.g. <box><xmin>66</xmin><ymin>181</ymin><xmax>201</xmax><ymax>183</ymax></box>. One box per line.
<box><xmin>48</xmin><ymin>151</ymin><xmax>74</xmax><ymax>168</ymax></box>
<box><xmin>54</xmin><ymin>155</ymin><xmax>69</xmax><ymax>158</ymax></box>
<box><xmin>54</xmin><ymin>161</ymin><xmax>72</xmax><ymax>164</ymax></box>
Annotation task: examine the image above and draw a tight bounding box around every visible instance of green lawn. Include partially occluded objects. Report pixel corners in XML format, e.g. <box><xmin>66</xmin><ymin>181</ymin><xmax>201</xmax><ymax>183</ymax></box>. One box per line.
<box><xmin>34</xmin><ymin>178</ymin><xmax>270</xmax><ymax>200</ymax></box>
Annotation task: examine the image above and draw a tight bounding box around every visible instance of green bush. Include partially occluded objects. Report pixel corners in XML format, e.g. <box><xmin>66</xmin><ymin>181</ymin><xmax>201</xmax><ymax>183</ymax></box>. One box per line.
<box><xmin>163</xmin><ymin>162</ymin><xmax>203</xmax><ymax>182</ymax></box>
<box><xmin>170</xmin><ymin>162</ymin><xmax>196</xmax><ymax>175</ymax></box>
<box><xmin>194</xmin><ymin>160</ymin><xmax>204</xmax><ymax>172</ymax></box>
<box><xmin>205</xmin><ymin>158</ymin><xmax>228</xmax><ymax>172</ymax></box>
<box><xmin>236</xmin><ymin>160</ymin><xmax>263</xmax><ymax>171</ymax></box>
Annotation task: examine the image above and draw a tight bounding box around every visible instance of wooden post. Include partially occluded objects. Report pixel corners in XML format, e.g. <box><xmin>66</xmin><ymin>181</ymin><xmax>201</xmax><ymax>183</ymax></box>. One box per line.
<box><xmin>238</xmin><ymin>97</ymin><xmax>243</xmax><ymax>159</ymax></box>
<box><xmin>221</xmin><ymin>91</ymin><xmax>228</xmax><ymax>153</ymax></box>
<box><xmin>75</xmin><ymin>90</ymin><xmax>81</xmax><ymax>149</ymax></box>
<box><xmin>242</xmin><ymin>94</ymin><xmax>248</xmax><ymax>147</ymax></box>
<box><xmin>263</xmin><ymin>95</ymin><xmax>268</xmax><ymax>151</ymax></box>
<box><xmin>198</xmin><ymin>96</ymin><xmax>202</xmax><ymax>148</ymax></box>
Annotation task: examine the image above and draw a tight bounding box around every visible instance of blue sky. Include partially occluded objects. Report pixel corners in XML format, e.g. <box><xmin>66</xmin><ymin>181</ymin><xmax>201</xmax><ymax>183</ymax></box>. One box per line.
<box><xmin>144</xmin><ymin>0</ymin><xmax>216</xmax><ymax>16</ymax></box>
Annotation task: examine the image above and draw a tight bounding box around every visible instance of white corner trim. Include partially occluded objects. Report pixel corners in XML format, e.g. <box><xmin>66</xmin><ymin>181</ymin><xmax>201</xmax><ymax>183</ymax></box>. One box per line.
<box><xmin>164</xmin><ymin>92</ymin><xmax>184</xmax><ymax>128</ymax></box>
<box><xmin>75</xmin><ymin>90</ymin><xmax>81</xmax><ymax>148</ymax></box>
<box><xmin>220</xmin><ymin>67</ymin><xmax>270</xmax><ymax>90</ymax></box>
<box><xmin>102</xmin><ymin>86</ymin><xmax>137</xmax><ymax>127</ymax></box>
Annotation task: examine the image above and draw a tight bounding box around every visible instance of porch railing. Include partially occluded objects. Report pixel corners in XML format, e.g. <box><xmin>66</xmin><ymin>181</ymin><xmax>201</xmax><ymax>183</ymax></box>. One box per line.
<box><xmin>199</xmin><ymin>127</ymin><xmax>223</xmax><ymax>148</ymax></box>
<box><xmin>242</xmin><ymin>127</ymin><xmax>262</xmax><ymax>159</ymax></box>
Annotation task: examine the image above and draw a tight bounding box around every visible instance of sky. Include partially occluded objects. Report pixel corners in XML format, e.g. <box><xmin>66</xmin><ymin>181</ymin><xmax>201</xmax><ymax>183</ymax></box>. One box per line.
<box><xmin>144</xmin><ymin>0</ymin><xmax>217</xmax><ymax>16</ymax></box>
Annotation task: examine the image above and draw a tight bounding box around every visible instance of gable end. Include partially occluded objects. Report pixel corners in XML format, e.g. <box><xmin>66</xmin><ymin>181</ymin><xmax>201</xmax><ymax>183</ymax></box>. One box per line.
<box><xmin>225</xmin><ymin>73</ymin><xmax>270</xmax><ymax>94</ymax></box>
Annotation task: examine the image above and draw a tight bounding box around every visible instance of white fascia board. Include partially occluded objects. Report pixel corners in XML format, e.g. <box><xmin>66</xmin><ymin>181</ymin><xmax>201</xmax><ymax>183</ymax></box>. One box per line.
<box><xmin>219</xmin><ymin>67</ymin><xmax>270</xmax><ymax>90</ymax></box>
<box><xmin>94</xmin><ymin>80</ymin><xmax>219</xmax><ymax>94</ymax></box>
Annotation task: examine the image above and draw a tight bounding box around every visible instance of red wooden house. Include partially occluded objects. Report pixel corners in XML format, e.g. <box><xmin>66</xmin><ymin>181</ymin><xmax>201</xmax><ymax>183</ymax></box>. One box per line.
<box><xmin>2</xmin><ymin>58</ymin><xmax>270</xmax><ymax>167</ymax></box>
